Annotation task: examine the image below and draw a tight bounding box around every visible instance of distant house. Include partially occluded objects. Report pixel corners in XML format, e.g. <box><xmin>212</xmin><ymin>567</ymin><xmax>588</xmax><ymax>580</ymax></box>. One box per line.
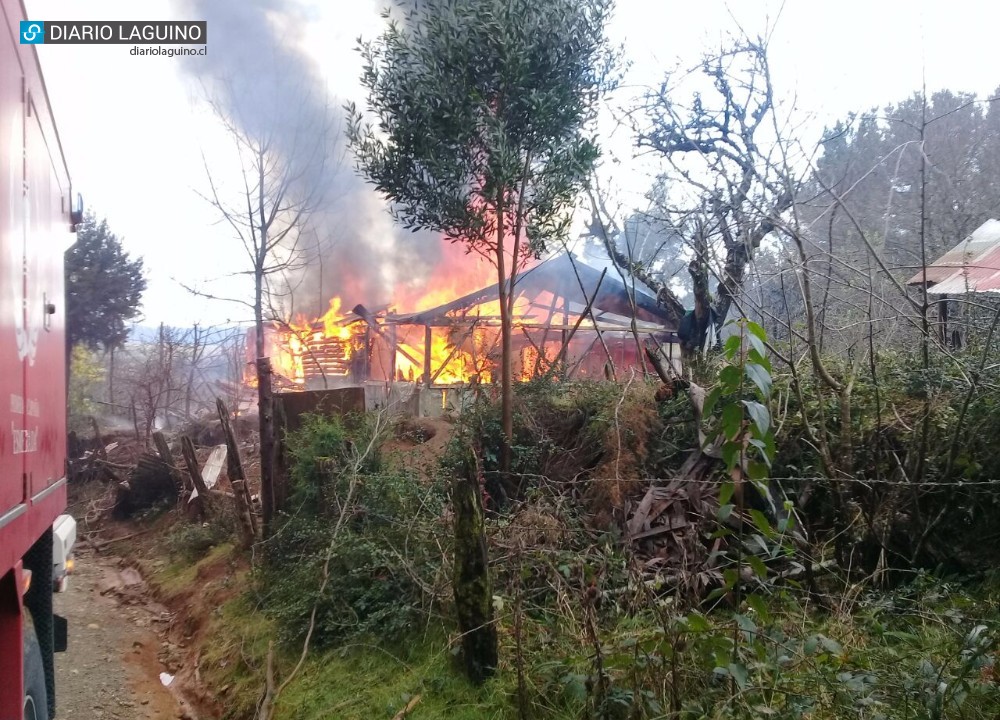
<box><xmin>907</xmin><ymin>219</ymin><xmax>1000</xmax><ymax>347</ymax></box>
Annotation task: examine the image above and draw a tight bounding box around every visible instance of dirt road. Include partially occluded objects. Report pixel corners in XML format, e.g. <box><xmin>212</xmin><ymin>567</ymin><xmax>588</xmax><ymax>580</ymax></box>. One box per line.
<box><xmin>53</xmin><ymin>550</ymin><xmax>198</xmax><ymax>719</ymax></box>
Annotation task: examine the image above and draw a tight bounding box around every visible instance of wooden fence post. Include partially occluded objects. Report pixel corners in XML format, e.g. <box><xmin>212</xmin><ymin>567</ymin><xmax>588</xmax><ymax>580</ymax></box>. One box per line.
<box><xmin>180</xmin><ymin>436</ymin><xmax>212</xmax><ymax>517</ymax></box>
<box><xmin>452</xmin><ymin>446</ymin><xmax>498</xmax><ymax>684</ymax></box>
<box><xmin>152</xmin><ymin>431</ymin><xmax>188</xmax><ymax>494</ymax></box>
<box><xmin>272</xmin><ymin>395</ymin><xmax>290</xmax><ymax>520</ymax></box>
<box><xmin>217</xmin><ymin>398</ymin><xmax>257</xmax><ymax>546</ymax></box>
<box><xmin>257</xmin><ymin>357</ymin><xmax>276</xmax><ymax>537</ymax></box>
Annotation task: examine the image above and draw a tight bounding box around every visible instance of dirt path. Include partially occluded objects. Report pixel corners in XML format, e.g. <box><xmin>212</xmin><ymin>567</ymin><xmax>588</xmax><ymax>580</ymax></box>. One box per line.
<box><xmin>53</xmin><ymin>550</ymin><xmax>200</xmax><ymax>719</ymax></box>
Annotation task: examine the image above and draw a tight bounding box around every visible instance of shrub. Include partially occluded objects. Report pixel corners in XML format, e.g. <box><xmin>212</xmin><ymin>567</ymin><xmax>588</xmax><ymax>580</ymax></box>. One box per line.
<box><xmin>165</xmin><ymin>519</ymin><xmax>234</xmax><ymax>561</ymax></box>
<box><xmin>444</xmin><ymin>378</ymin><xmax>663</xmax><ymax>509</ymax></box>
<box><xmin>260</xmin><ymin>412</ymin><xmax>448</xmax><ymax>648</ymax></box>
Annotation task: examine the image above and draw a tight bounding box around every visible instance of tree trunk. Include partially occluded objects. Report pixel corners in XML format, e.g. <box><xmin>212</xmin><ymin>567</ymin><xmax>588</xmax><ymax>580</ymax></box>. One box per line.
<box><xmin>685</xmin><ymin>226</ymin><xmax>713</xmax><ymax>358</ymax></box>
<box><xmin>108</xmin><ymin>346</ymin><xmax>115</xmax><ymax>406</ymax></box>
<box><xmin>452</xmin><ymin>447</ymin><xmax>497</xmax><ymax>684</ymax></box>
<box><xmin>495</xmin><ymin>202</ymin><xmax>513</xmax><ymax>477</ymax></box>
<box><xmin>252</xmin><ymin>245</ymin><xmax>275</xmax><ymax>535</ymax></box>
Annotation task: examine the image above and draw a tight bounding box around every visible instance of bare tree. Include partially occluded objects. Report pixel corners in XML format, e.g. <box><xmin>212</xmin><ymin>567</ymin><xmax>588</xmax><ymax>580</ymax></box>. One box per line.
<box><xmin>190</xmin><ymin>79</ymin><xmax>338</xmax><ymax>536</ymax></box>
<box><xmin>117</xmin><ymin>325</ymin><xmax>188</xmax><ymax>441</ymax></box>
<box><xmin>600</xmin><ymin>37</ymin><xmax>798</xmax><ymax>359</ymax></box>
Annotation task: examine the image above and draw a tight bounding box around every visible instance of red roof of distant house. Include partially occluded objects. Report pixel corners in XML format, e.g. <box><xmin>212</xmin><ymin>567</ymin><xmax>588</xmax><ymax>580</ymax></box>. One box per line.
<box><xmin>927</xmin><ymin>243</ymin><xmax>1000</xmax><ymax>295</ymax></box>
<box><xmin>907</xmin><ymin>219</ymin><xmax>1000</xmax><ymax>292</ymax></box>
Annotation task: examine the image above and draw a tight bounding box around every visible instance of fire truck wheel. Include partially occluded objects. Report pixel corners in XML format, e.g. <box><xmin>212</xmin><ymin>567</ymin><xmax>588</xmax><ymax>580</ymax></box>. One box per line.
<box><xmin>23</xmin><ymin>617</ymin><xmax>49</xmax><ymax>720</ymax></box>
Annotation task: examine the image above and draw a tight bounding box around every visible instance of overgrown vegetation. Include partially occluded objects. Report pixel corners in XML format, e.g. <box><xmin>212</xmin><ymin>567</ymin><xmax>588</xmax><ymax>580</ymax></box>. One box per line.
<box><xmin>188</xmin><ymin>325</ymin><xmax>996</xmax><ymax>718</ymax></box>
<box><xmin>80</xmin><ymin>4</ymin><xmax>1000</xmax><ymax>719</ymax></box>
<box><xmin>257</xmin><ymin>413</ymin><xmax>449</xmax><ymax>648</ymax></box>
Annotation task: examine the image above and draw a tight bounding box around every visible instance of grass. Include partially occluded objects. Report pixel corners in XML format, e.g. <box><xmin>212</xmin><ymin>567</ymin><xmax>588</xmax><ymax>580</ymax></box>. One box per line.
<box><xmin>274</xmin><ymin>637</ymin><xmax>517</xmax><ymax>720</ymax></box>
<box><xmin>200</xmin><ymin>595</ymin><xmax>277</xmax><ymax>720</ymax></box>
<box><xmin>134</xmin><ymin>523</ymin><xmax>1000</xmax><ymax>720</ymax></box>
<box><xmin>148</xmin><ymin>541</ymin><xmax>235</xmax><ymax>600</ymax></box>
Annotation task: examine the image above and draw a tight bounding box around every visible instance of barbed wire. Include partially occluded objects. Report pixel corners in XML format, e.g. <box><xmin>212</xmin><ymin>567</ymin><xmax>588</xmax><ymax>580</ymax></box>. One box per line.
<box><xmin>575</xmin><ymin>475</ymin><xmax>1000</xmax><ymax>487</ymax></box>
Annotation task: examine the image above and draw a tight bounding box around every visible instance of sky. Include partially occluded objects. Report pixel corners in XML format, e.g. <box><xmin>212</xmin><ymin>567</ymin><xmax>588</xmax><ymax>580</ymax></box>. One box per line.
<box><xmin>24</xmin><ymin>0</ymin><xmax>1000</xmax><ymax>328</ymax></box>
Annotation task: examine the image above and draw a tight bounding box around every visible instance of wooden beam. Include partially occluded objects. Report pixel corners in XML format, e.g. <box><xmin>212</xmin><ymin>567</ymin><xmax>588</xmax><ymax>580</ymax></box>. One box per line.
<box><xmin>430</xmin><ymin>321</ymin><xmax>479</xmax><ymax>385</ymax></box>
<box><xmin>424</xmin><ymin>324</ymin><xmax>432</xmax><ymax>387</ymax></box>
<box><xmin>550</xmin><ymin>268</ymin><xmax>608</xmax><ymax>370</ymax></box>
<box><xmin>389</xmin><ymin>323</ymin><xmax>397</xmax><ymax>383</ymax></box>
<box><xmin>152</xmin><ymin>431</ymin><xmax>187</xmax><ymax>493</ymax></box>
<box><xmin>938</xmin><ymin>295</ymin><xmax>949</xmax><ymax>347</ymax></box>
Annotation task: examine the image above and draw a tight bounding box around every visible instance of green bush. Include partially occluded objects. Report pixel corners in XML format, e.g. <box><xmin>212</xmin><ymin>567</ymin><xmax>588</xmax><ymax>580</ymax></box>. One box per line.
<box><xmin>165</xmin><ymin>519</ymin><xmax>234</xmax><ymax>561</ymax></box>
<box><xmin>444</xmin><ymin>378</ymin><xmax>662</xmax><ymax>503</ymax></box>
<box><xmin>259</xmin><ymin>413</ymin><xmax>448</xmax><ymax>648</ymax></box>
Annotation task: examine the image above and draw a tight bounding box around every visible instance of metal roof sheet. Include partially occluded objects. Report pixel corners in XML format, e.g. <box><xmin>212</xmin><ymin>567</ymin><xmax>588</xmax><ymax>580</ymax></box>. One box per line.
<box><xmin>907</xmin><ymin>219</ymin><xmax>1000</xmax><ymax>286</ymax></box>
<box><xmin>928</xmin><ymin>243</ymin><xmax>1000</xmax><ymax>295</ymax></box>
<box><xmin>395</xmin><ymin>252</ymin><xmax>680</xmax><ymax>328</ymax></box>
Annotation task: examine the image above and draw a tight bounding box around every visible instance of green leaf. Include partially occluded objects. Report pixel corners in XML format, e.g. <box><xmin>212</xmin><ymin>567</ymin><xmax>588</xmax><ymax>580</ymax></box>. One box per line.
<box><xmin>764</xmin><ymin>433</ymin><xmax>777</xmax><ymax>463</ymax></box>
<box><xmin>746</xmin><ymin>593</ymin><xmax>770</xmax><ymax>622</ymax></box>
<box><xmin>819</xmin><ymin>636</ymin><xmax>843</xmax><ymax>655</ymax></box>
<box><xmin>723</xmin><ymin>568</ymin><xmax>739</xmax><ymax>590</ymax></box>
<box><xmin>721</xmin><ymin>442</ymin><xmax>740</xmax><ymax>472</ymax></box>
<box><xmin>719</xmin><ymin>365</ymin><xmax>742</xmax><ymax>394</ymax></box>
<box><xmin>746</xmin><ymin>319</ymin><xmax>766</xmax><ymax>342</ymax></box>
<box><xmin>882</xmin><ymin>630</ymin><xmax>919</xmax><ymax>644</ymax></box>
<box><xmin>747</xmin><ymin>555</ymin><xmax>768</xmax><ymax>579</ymax></box>
<box><xmin>747</xmin><ymin>348</ymin><xmax>772</xmax><ymax>372</ymax></box>
<box><xmin>561</xmin><ymin>673</ymin><xmax>588</xmax><ymax>702</ymax></box>
<box><xmin>684</xmin><ymin>612</ymin><xmax>710</xmax><ymax>632</ymax></box>
<box><xmin>743</xmin><ymin>400</ymin><xmax>770</xmax><ymax>436</ymax></box>
<box><xmin>705</xmin><ymin>587</ymin><xmax>728</xmax><ymax>602</ymax></box>
<box><xmin>735</xmin><ymin>613</ymin><xmax>757</xmax><ymax>634</ymax></box>
<box><xmin>749</xmin><ymin>509</ymin><xmax>776</xmax><ymax>539</ymax></box>
<box><xmin>719</xmin><ymin>482</ymin><xmax>736</xmax><ymax>506</ymax></box>
<box><xmin>745</xmin><ymin>363</ymin><xmax>772</xmax><ymax>398</ymax></box>
<box><xmin>722</xmin><ymin>403</ymin><xmax>744</xmax><ymax>439</ymax></box>
<box><xmin>703</xmin><ymin>387</ymin><xmax>723</xmax><ymax>417</ymax></box>
<box><xmin>728</xmin><ymin>662</ymin><xmax>749</xmax><ymax>690</ymax></box>
<box><xmin>724</xmin><ymin>334</ymin><xmax>743</xmax><ymax>360</ymax></box>
<box><xmin>717</xmin><ymin>503</ymin><xmax>735</xmax><ymax>522</ymax></box>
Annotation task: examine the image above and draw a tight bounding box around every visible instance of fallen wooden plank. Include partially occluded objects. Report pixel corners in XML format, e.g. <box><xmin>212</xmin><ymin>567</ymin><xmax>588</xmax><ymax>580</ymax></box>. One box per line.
<box><xmin>630</xmin><ymin>516</ymin><xmax>689</xmax><ymax>541</ymax></box>
<box><xmin>392</xmin><ymin>695</ymin><xmax>422</xmax><ymax>720</ymax></box>
<box><xmin>198</xmin><ymin>444</ymin><xmax>227</xmax><ymax>494</ymax></box>
<box><xmin>627</xmin><ymin>487</ymin><xmax>657</xmax><ymax>536</ymax></box>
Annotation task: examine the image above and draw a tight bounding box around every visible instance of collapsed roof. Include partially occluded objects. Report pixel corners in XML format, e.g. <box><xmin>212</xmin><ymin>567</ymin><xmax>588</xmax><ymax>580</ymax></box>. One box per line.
<box><xmin>393</xmin><ymin>252</ymin><xmax>680</xmax><ymax>332</ymax></box>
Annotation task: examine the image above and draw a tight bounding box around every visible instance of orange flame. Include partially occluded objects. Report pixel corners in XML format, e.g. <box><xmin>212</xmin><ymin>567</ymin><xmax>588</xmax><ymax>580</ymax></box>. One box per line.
<box><xmin>257</xmin><ymin>232</ymin><xmax>563</xmax><ymax>388</ymax></box>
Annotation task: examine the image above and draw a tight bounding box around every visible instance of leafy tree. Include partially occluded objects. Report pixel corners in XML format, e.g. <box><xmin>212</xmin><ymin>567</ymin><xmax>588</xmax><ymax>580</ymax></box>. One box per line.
<box><xmin>348</xmin><ymin>0</ymin><xmax>615</xmax><ymax>475</ymax></box>
<box><xmin>778</xmin><ymin>89</ymin><xmax>1000</xmax><ymax>356</ymax></box>
<box><xmin>65</xmin><ymin>212</ymin><xmax>146</xmax><ymax>350</ymax></box>
<box><xmin>808</xmin><ymin>89</ymin><xmax>1000</xmax><ymax>270</ymax></box>
<box><xmin>68</xmin><ymin>343</ymin><xmax>104</xmax><ymax>431</ymax></box>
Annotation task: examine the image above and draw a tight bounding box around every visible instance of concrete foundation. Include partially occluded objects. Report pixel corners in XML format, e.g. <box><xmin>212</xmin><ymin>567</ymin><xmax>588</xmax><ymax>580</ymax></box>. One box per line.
<box><xmin>277</xmin><ymin>382</ymin><xmax>473</xmax><ymax>421</ymax></box>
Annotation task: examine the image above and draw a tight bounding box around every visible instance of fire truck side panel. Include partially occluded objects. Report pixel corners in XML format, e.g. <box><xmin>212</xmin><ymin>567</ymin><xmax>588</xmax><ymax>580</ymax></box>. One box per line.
<box><xmin>0</xmin><ymin>0</ymin><xmax>73</xmax><ymax>575</ymax></box>
<box><xmin>25</xmin><ymin>91</ymin><xmax>69</xmax><ymax>500</ymax></box>
<box><xmin>0</xmin><ymin>0</ymin><xmax>25</xmax><ymax>526</ymax></box>
<box><xmin>0</xmin><ymin>1</ymin><xmax>73</xmax><ymax>717</ymax></box>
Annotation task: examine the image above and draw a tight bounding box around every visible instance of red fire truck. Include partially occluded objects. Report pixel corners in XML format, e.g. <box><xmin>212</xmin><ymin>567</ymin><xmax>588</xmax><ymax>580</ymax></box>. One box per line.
<box><xmin>1</xmin><ymin>2</ymin><xmax>81</xmax><ymax>718</ymax></box>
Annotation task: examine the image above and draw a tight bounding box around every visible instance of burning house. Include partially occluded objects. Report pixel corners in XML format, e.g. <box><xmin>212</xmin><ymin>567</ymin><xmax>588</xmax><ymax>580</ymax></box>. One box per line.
<box><xmin>253</xmin><ymin>251</ymin><xmax>681</xmax><ymax>392</ymax></box>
